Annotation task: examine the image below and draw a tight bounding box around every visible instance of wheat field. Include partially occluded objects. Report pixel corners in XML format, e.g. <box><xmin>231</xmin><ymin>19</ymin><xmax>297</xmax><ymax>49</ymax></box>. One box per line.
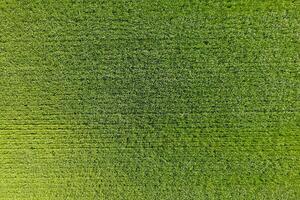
<box><xmin>0</xmin><ymin>1</ymin><xmax>299</xmax><ymax>199</ymax></box>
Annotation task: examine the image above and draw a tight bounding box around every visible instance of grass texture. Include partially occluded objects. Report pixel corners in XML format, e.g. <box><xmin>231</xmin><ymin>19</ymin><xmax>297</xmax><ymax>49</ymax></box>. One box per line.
<box><xmin>0</xmin><ymin>0</ymin><xmax>299</xmax><ymax>199</ymax></box>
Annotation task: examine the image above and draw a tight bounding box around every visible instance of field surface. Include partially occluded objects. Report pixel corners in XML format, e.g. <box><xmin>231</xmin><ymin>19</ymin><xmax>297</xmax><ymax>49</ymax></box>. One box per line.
<box><xmin>0</xmin><ymin>0</ymin><xmax>299</xmax><ymax>199</ymax></box>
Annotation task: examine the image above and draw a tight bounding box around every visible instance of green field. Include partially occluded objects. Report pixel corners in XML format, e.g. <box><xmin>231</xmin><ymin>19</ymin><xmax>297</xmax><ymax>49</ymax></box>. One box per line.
<box><xmin>0</xmin><ymin>0</ymin><xmax>299</xmax><ymax>199</ymax></box>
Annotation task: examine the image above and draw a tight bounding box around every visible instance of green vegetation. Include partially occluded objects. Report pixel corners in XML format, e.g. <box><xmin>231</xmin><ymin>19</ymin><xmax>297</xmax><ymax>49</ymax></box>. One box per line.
<box><xmin>0</xmin><ymin>0</ymin><xmax>299</xmax><ymax>199</ymax></box>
